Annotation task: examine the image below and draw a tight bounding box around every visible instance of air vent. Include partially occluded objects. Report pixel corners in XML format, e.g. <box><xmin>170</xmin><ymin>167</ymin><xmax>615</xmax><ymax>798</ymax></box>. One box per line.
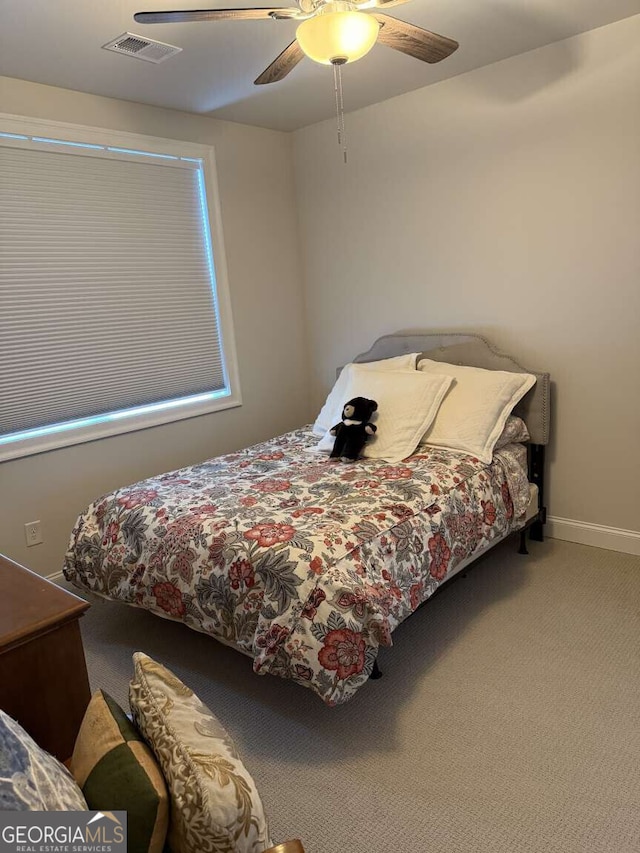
<box><xmin>102</xmin><ymin>32</ymin><xmax>182</xmax><ymax>64</ymax></box>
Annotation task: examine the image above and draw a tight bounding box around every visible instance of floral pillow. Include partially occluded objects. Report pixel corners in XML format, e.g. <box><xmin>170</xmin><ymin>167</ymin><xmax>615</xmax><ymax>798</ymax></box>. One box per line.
<box><xmin>129</xmin><ymin>653</ymin><xmax>273</xmax><ymax>853</ymax></box>
<box><xmin>0</xmin><ymin>710</ymin><xmax>88</xmax><ymax>811</ymax></box>
<box><xmin>494</xmin><ymin>416</ymin><xmax>530</xmax><ymax>449</ymax></box>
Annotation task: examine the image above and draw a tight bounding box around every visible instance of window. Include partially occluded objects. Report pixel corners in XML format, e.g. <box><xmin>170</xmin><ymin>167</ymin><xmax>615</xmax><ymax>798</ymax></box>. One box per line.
<box><xmin>0</xmin><ymin>115</ymin><xmax>240</xmax><ymax>461</ymax></box>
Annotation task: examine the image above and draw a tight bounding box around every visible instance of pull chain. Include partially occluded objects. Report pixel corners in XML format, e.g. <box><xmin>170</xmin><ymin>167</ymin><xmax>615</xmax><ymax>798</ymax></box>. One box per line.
<box><xmin>332</xmin><ymin>59</ymin><xmax>347</xmax><ymax>164</ymax></box>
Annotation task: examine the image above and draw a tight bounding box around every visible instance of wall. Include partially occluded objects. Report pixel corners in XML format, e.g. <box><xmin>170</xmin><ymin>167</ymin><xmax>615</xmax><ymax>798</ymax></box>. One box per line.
<box><xmin>0</xmin><ymin>76</ymin><xmax>311</xmax><ymax>575</ymax></box>
<box><xmin>293</xmin><ymin>15</ymin><xmax>640</xmax><ymax>546</ymax></box>
<box><xmin>2</xmin><ymin>14</ymin><xmax>639</xmax><ymax>571</ymax></box>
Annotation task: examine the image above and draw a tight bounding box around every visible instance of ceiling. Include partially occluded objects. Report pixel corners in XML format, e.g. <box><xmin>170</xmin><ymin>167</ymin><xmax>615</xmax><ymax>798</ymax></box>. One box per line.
<box><xmin>1</xmin><ymin>0</ymin><xmax>639</xmax><ymax>131</ymax></box>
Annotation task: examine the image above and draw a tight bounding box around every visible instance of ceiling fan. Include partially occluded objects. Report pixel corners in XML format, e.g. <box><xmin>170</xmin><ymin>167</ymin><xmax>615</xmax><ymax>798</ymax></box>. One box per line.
<box><xmin>133</xmin><ymin>0</ymin><xmax>459</xmax><ymax>85</ymax></box>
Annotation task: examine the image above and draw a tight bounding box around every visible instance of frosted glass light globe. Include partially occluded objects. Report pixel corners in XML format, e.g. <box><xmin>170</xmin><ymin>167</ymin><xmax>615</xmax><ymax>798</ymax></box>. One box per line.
<box><xmin>296</xmin><ymin>8</ymin><xmax>379</xmax><ymax>65</ymax></box>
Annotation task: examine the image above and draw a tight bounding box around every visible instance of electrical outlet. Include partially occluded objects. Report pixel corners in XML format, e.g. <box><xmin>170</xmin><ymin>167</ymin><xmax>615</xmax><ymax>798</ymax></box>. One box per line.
<box><xmin>24</xmin><ymin>520</ymin><xmax>43</xmax><ymax>547</ymax></box>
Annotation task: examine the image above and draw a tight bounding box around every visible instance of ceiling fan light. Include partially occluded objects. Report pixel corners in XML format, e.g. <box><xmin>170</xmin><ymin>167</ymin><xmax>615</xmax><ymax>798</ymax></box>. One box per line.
<box><xmin>296</xmin><ymin>11</ymin><xmax>379</xmax><ymax>65</ymax></box>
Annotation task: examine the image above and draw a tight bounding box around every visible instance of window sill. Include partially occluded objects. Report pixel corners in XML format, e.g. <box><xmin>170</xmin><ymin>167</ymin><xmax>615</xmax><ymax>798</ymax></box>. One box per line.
<box><xmin>0</xmin><ymin>391</ymin><xmax>242</xmax><ymax>463</ymax></box>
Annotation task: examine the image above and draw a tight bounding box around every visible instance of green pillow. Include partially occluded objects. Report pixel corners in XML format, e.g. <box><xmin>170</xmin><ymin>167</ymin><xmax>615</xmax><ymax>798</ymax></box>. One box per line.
<box><xmin>70</xmin><ymin>690</ymin><xmax>168</xmax><ymax>853</ymax></box>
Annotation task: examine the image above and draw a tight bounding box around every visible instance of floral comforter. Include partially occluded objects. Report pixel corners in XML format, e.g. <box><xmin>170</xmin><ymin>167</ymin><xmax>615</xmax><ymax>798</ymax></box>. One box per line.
<box><xmin>64</xmin><ymin>428</ymin><xmax>529</xmax><ymax>706</ymax></box>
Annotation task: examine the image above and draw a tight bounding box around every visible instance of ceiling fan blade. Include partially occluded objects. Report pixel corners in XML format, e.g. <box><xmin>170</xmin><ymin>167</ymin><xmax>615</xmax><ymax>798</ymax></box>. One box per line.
<box><xmin>254</xmin><ymin>39</ymin><xmax>305</xmax><ymax>85</ymax></box>
<box><xmin>373</xmin><ymin>13</ymin><xmax>459</xmax><ymax>64</ymax></box>
<box><xmin>356</xmin><ymin>0</ymin><xmax>411</xmax><ymax>10</ymax></box>
<box><xmin>134</xmin><ymin>8</ymin><xmax>301</xmax><ymax>24</ymax></box>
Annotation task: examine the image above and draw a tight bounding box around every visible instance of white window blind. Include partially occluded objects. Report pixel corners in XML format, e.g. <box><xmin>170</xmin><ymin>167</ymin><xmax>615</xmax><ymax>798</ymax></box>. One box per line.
<box><xmin>0</xmin><ymin>122</ymin><xmax>239</xmax><ymax>458</ymax></box>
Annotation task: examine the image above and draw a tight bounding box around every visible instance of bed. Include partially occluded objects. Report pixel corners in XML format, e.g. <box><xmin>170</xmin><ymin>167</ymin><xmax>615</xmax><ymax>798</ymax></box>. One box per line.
<box><xmin>64</xmin><ymin>332</ymin><xmax>550</xmax><ymax>706</ymax></box>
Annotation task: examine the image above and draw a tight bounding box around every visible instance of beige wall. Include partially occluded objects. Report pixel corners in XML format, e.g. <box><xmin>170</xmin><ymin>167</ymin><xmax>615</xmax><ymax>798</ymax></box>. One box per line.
<box><xmin>0</xmin><ymin>76</ymin><xmax>311</xmax><ymax>575</ymax></box>
<box><xmin>2</xmin><ymin>13</ymin><xmax>639</xmax><ymax>575</ymax></box>
<box><xmin>293</xmin><ymin>15</ymin><xmax>640</xmax><ymax>534</ymax></box>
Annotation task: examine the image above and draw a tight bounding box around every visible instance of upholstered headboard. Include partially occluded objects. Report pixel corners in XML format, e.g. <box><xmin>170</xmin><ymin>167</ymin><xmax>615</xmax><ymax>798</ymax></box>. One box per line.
<box><xmin>352</xmin><ymin>332</ymin><xmax>550</xmax><ymax>446</ymax></box>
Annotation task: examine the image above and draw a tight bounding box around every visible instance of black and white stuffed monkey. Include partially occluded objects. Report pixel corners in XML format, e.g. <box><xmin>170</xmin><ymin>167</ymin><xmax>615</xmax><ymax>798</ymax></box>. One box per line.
<box><xmin>330</xmin><ymin>397</ymin><xmax>378</xmax><ymax>462</ymax></box>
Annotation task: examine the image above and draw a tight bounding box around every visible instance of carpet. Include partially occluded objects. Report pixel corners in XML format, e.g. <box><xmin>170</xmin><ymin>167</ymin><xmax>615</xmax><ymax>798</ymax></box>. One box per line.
<box><xmin>69</xmin><ymin>537</ymin><xmax>640</xmax><ymax>853</ymax></box>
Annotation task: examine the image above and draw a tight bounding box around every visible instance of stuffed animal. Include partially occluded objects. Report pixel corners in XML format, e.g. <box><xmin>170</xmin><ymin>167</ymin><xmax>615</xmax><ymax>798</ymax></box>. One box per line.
<box><xmin>330</xmin><ymin>397</ymin><xmax>378</xmax><ymax>462</ymax></box>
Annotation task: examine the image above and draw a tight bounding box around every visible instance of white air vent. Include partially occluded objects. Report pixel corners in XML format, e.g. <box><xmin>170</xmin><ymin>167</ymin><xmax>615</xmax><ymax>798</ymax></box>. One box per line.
<box><xmin>102</xmin><ymin>32</ymin><xmax>182</xmax><ymax>64</ymax></box>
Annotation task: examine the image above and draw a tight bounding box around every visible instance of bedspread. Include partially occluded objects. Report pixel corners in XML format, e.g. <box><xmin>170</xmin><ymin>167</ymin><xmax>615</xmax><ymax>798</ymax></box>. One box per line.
<box><xmin>64</xmin><ymin>428</ymin><xmax>528</xmax><ymax>705</ymax></box>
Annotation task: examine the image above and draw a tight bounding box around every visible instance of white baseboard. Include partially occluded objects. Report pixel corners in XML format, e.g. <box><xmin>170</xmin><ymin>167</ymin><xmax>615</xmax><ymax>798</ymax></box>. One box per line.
<box><xmin>547</xmin><ymin>516</ymin><xmax>640</xmax><ymax>556</ymax></box>
<box><xmin>47</xmin><ymin>569</ymin><xmax>65</xmax><ymax>583</ymax></box>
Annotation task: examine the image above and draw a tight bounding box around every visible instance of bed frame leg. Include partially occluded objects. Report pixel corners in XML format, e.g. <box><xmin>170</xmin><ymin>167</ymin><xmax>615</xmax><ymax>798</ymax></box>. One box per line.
<box><xmin>370</xmin><ymin>660</ymin><xmax>383</xmax><ymax>680</ymax></box>
<box><xmin>528</xmin><ymin>444</ymin><xmax>546</xmax><ymax>543</ymax></box>
<box><xmin>518</xmin><ymin>529</ymin><xmax>529</xmax><ymax>555</ymax></box>
<box><xmin>529</xmin><ymin>518</ymin><xmax>544</xmax><ymax>542</ymax></box>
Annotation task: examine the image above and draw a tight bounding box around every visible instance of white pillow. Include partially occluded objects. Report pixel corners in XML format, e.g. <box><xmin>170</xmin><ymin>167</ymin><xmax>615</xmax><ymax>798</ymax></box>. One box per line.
<box><xmin>317</xmin><ymin>367</ymin><xmax>453</xmax><ymax>464</ymax></box>
<box><xmin>417</xmin><ymin>359</ymin><xmax>536</xmax><ymax>463</ymax></box>
<box><xmin>312</xmin><ymin>353</ymin><xmax>419</xmax><ymax>437</ymax></box>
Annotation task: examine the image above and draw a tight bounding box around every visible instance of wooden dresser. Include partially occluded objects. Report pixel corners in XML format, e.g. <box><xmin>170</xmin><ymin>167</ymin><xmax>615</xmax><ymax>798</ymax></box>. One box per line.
<box><xmin>0</xmin><ymin>553</ymin><xmax>91</xmax><ymax>762</ymax></box>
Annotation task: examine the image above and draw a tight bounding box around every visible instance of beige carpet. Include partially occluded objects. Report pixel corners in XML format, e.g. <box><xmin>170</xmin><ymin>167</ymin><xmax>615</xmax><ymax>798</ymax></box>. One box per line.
<box><xmin>69</xmin><ymin>538</ymin><xmax>640</xmax><ymax>853</ymax></box>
